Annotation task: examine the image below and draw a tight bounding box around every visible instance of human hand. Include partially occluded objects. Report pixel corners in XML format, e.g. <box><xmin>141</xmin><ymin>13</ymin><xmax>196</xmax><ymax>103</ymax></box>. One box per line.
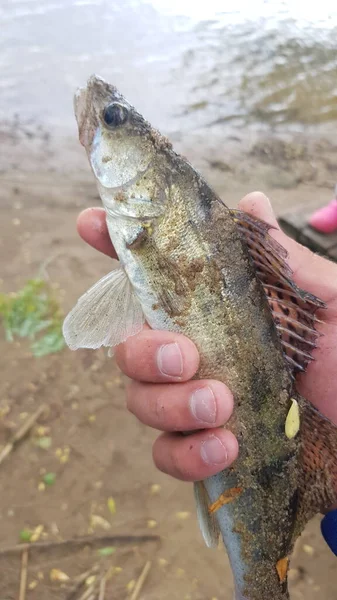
<box><xmin>77</xmin><ymin>191</ymin><xmax>337</xmax><ymax>482</ymax></box>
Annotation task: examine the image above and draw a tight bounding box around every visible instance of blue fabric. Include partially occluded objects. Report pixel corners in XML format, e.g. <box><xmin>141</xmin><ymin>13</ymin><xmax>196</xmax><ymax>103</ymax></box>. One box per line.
<box><xmin>321</xmin><ymin>509</ymin><xmax>337</xmax><ymax>556</ymax></box>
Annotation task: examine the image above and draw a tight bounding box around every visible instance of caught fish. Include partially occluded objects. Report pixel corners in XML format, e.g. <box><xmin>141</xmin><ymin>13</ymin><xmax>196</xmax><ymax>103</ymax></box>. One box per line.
<box><xmin>63</xmin><ymin>75</ymin><xmax>337</xmax><ymax>600</ymax></box>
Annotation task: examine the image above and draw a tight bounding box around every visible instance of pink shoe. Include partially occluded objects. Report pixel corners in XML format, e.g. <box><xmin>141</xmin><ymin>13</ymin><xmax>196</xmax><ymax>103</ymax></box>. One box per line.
<box><xmin>309</xmin><ymin>199</ymin><xmax>337</xmax><ymax>234</ymax></box>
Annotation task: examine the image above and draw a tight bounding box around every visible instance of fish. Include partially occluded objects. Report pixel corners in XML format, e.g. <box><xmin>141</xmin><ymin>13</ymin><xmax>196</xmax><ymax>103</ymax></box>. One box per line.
<box><xmin>63</xmin><ymin>74</ymin><xmax>337</xmax><ymax>600</ymax></box>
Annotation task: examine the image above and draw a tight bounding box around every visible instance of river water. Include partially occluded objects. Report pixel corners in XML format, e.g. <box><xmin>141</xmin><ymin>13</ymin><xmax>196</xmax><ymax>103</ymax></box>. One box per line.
<box><xmin>1</xmin><ymin>0</ymin><xmax>337</xmax><ymax>141</ymax></box>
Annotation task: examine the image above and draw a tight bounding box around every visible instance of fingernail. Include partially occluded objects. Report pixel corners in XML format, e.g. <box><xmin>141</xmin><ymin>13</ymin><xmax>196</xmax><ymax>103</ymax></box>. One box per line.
<box><xmin>157</xmin><ymin>343</ymin><xmax>183</xmax><ymax>378</ymax></box>
<box><xmin>201</xmin><ymin>435</ymin><xmax>228</xmax><ymax>465</ymax></box>
<box><xmin>190</xmin><ymin>387</ymin><xmax>216</xmax><ymax>424</ymax></box>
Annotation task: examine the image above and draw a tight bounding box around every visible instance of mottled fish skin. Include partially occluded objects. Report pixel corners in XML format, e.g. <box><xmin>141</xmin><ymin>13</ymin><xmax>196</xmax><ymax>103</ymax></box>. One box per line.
<box><xmin>72</xmin><ymin>75</ymin><xmax>332</xmax><ymax>600</ymax></box>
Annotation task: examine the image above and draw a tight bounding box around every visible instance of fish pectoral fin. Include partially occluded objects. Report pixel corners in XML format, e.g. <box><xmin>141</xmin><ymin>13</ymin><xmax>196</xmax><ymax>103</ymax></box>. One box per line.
<box><xmin>62</xmin><ymin>267</ymin><xmax>145</xmax><ymax>352</ymax></box>
<box><xmin>297</xmin><ymin>397</ymin><xmax>337</xmax><ymax>527</ymax></box>
<box><xmin>231</xmin><ymin>209</ymin><xmax>325</xmax><ymax>377</ymax></box>
<box><xmin>194</xmin><ymin>481</ymin><xmax>220</xmax><ymax>548</ymax></box>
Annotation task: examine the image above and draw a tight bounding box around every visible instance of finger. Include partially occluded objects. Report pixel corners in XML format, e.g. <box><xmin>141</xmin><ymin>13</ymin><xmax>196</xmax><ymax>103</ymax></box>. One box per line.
<box><xmin>77</xmin><ymin>207</ymin><xmax>117</xmax><ymax>259</ymax></box>
<box><xmin>153</xmin><ymin>428</ymin><xmax>239</xmax><ymax>481</ymax></box>
<box><xmin>126</xmin><ymin>379</ymin><xmax>234</xmax><ymax>431</ymax></box>
<box><xmin>239</xmin><ymin>191</ymin><xmax>279</xmax><ymax>229</ymax></box>
<box><xmin>238</xmin><ymin>192</ymin><xmax>337</xmax><ymax>304</ymax></box>
<box><xmin>115</xmin><ymin>330</ymin><xmax>199</xmax><ymax>383</ymax></box>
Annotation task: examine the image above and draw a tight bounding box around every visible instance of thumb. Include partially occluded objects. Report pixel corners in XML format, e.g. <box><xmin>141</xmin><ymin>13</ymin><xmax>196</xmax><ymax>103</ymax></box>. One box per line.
<box><xmin>238</xmin><ymin>191</ymin><xmax>279</xmax><ymax>229</ymax></box>
<box><xmin>237</xmin><ymin>191</ymin><xmax>337</xmax><ymax>307</ymax></box>
<box><xmin>237</xmin><ymin>191</ymin><xmax>310</xmax><ymax>278</ymax></box>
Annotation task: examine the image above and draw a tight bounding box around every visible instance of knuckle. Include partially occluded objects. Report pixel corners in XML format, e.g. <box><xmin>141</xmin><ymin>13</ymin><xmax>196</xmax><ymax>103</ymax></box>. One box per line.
<box><xmin>125</xmin><ymin>382</ymin><xmax>136</xmax><ymax>414</ymax></box>
<box><xmin>153</xmin><ymin>391</ymin><xmax>168</xmax><ymax>428</ymax></box>
<box><xmin>152</xmin><ymin>439</ymin><xmax>166</xmax><ymax>473</ymax></box>
<box><xmin>169</xmin><ymin>442</ymin><xmax>193</xmax><ymax>481</ymax></box>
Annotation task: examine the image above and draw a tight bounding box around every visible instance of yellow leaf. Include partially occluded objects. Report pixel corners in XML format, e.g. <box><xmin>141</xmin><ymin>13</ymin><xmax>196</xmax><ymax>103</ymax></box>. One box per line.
<box><xmin>175</xmin><ymin>511</ymin><xmax>190</xmax><ymax>520</ymax></box>
<box><xmin>107</xmin><ymin>497</ymin><xmax>116</xmax><ymax>515</ymax></box>
<box><xmin>113</xmin><ymin>566</ymin><xmax>123</xmax><ymax>574</ymax></box>
<box><xmin>31</xmin><ymin>525</ymin><xmax>44</xmax><ymax>543</ymax></box>
<box><xmin>126</xmin><ymin>579</ymin><xmax>135</xmax><ymax>592</ymax></box>
<box><xmin>90</xmin><ymin>514</ymin><xmax>111</xmax><ymax>531</ymax></box>
<box><xmin>0</xmin><ymin>404</ymin><xmax>10</xmax><ymax>419</ymax></box>
<box><xmin>28</xmin><ymin>580</ymin><xmax>38</xmax><ymax>590</ymax></box>
<box><xmin>285</xmin><ymin>398</ymin><xmax>300</xmax><ymax>439</ymax></box>
<box><xmin>36</xmin><ymin>426</ymin><xmax>50</xmax><ymax>437</ymax></box>
<box><xmin>147</xmin><ymin>519</ymin><xmax>157</xmax><ymax>529</ymax></box>
<box><xmin>158</xmin><ymin>558</ymin><xmax>168</xmax><ymax>567</ymax></box>
<box><xmin>303</xmin><ymin>544</ymin><xmax>314</xmax><ymax>556</ymax></box>
<box><xmin>50</xmin><ymin>568</ymin><xmax>69</xmax><ymax>582</ymax></box>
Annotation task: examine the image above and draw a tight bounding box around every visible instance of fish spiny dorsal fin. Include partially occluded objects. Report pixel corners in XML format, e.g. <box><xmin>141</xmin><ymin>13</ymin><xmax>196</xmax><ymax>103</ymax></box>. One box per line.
<box><xmin>231</xmin><ymin>209</ymin><xmax>326</xmax><ymax>376</ymax></box>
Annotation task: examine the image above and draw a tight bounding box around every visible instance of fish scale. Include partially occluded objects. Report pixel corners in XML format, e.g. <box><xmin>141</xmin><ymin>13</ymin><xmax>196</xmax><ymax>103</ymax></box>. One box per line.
<box><xmin>63</xmin><ymin>74</ymin><xmax>337</xmax><ymax>600</ymax></box>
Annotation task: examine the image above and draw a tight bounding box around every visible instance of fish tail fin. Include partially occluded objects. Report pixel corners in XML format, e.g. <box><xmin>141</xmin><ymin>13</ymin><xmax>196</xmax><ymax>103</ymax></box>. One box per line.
<box><xmin>296</xmin><ymin>395</ymin><xmax>337</xmax><ymax>530</ymax></box>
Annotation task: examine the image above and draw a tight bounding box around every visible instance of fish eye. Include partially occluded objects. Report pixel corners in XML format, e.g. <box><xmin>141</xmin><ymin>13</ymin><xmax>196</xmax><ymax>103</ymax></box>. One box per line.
<box><xmin>103</xmin><ymin>103</ymin><xmax>129</xmax><ymax>128</ymax></box>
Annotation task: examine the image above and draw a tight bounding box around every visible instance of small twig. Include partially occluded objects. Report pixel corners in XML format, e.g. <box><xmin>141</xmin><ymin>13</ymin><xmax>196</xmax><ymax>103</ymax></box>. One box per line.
<box><xmin>98</xmin><ymin>574</ymin><xmax>107</xmax><ymax>600</ymax></box>
<box><xmin>129</xmin><ymin>561</ymin><xmax>152</xmax><ymax>600</ymax></box>
<box><xmin>78</xmin><ymin>584</ymin><xmax>96</xmax><ymax>600</ymax></box>
<box><xmin>0</xmin><ymin>534</ymin><xmax>160</xmax><ymax>555</ymax></box>
<box><xmin>66</xmin><ymin>565</ymin><xmax>99</xmax><ymax>600</ymax></box>
<box><xmin>0</xmin><ymin>405</ymin><xmax>46</xmax><ymax>466</ymax></box>
<box><xmin>19</xmin><ymin>548</ymin><xmax>29</xmax><ymax>600</ymax></box>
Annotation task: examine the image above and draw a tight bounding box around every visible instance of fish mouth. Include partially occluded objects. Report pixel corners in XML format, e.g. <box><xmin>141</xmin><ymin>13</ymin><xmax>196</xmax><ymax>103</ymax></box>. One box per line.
<box><xmin>74</xmin><ymin>74</ymin><xmax>121</xmax><ymax>148</ymax></box>
<box><xmin>73</xmin><ymin>84</ymin><xmax>95</xmax><ymax>148</ymax></box>
<box><xmin>73</xmin><ymin>86</ymin><xmax>87</xmax><ymax>127</ymax></box>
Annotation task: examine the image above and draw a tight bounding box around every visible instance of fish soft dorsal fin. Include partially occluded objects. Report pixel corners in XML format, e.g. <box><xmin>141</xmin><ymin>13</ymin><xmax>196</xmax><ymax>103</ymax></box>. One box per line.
<box><xmin>63</xmin><ymin>267</ymin><xmax>145</xmax><ymax>351</ymax></box>
<box><xmin>296</xmin><ymin>396</ymin><xmax>337</xmax><ymax>531</ymax></box>
<box><xmin>231</xmin><ymin>210</ymin><xmax>326</xmax><ymax>376</ymax></box>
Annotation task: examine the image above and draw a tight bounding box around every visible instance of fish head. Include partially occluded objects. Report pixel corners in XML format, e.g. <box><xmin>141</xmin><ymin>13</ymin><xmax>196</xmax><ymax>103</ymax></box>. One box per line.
<box><xmin>74</xmin><ymin>74</ymin><xmax>170</xmax><ymax>221</ymax></box>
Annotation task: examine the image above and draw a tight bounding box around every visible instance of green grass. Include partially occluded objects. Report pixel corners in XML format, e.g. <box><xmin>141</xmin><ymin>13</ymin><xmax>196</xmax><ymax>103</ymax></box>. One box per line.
<box><xmin>0</xmin><ymin>278</ymin><xmax>65</xmax><ymax>357</ymax></box>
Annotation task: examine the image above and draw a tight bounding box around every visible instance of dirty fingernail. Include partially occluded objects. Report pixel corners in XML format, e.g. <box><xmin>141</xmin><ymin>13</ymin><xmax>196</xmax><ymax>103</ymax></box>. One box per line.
<box><xmin>190</xmin><ymin>387</ymin><xmax>216</xmax><ymax>424</ymax></box>
<box><xmin>201</xmin><ymin>435</ymin><xmax>228</xmax><ymax>465</ymax></box>
<box><xmin>157</xmin><ymin>343</ymin><xmax>183</xmax><ymax>378</ymax></box>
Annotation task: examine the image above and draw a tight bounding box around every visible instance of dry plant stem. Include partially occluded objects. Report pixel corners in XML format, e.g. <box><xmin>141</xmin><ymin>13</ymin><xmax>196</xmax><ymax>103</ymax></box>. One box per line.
<box><xmin>98</xmin><ymin>574</ymin><xmax>107</xmax><ymax>600</ymax></box>
<box><xmin>0</xmin><ymin>534</ymin><xmax>160</xmax><ymax>555</ymax></box>
<box><xmin>129</xmin><ymin>561</ymin><xmax>152</xmax><ymax>600</ymax></box>
<box><xmin>78</xmin><ymin>584</ymin><xmax>96</xmax><ymax>600</ymax></box>
<box><xmin>0</xmin><ymin>404</ymin><xmax>47</xmax><ymax>466</ymax></box>
<box><xmin>19</xmin><ymin>549</ymin><xmax>29</xmax><ymax>600</ymax></box>
<box><xmin>66</xmin><ymin>565</ymin><xmax>100</xmax><ymax>600</ymax></box>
